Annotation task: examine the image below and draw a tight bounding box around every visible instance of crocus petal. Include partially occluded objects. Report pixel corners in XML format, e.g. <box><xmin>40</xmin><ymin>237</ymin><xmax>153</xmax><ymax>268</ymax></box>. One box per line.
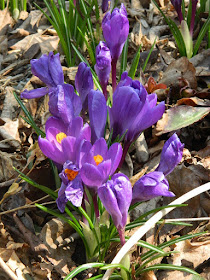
<box><xmin>107</xmin><ymin>143</ymin><xmax>122</xmax><ymax>175</ymax></box>
<box><xmin>80</xmin><ymin>163</ymin><xmax>104</xmax><ymax>188</ymax></box>
<box><xmin>132</xmin><ymin>171</ymin><xmax>175</xmax><ymax>204</ymax></box>
<box><xmin>91</xmin><ymin>138</ymin><xmax>108</xmax><ymax>158</ymax></box>
<box><xmin>61</xmin><ymin>136</ymin><xmax>77</xmax><ymax>163</ymax></box>
<box><xmin>75</xmin><ymin>62</ymin><xmax>93</xmax><ymax>111</ymax></box>
<box><xmin>31</xmin><ymin>53</ymin><xmax>55</xmax><ymax>87</ymax></box>
<box><xmin>48</xmin><ymin>52</ymin><xmax>64</xmax><ymax>86</ymax></box>
<box><xmin>156</xmin><ymin>133</ymin><xmax>184</xmax><ymax>176</ymax></box>
<box><xmin>45</xmin><ymin>116</ymin><xmax>67</xmax><ymax>134</ymax></box>
<box><xmin>38</xmin><ymin>137</ymin><xmax>66</xmax><ymax>164</ymax></box>
<box><xmin>65</xmin><ymin>177</ymin><xmax>84</xmax><ymax>207</ymax></box>
<box><xmin>88</xmin><ymin>90</ymin><xmax>107</xmax><ymax>143</ymax></box>
<box><xmin>21</xmin><ymin>87</ymin><xmax>49</xmax><ymax>99</ymax></box>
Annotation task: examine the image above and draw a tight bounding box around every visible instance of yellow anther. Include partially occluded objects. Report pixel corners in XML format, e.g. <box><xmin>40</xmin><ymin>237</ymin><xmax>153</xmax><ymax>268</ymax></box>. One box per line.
<box><xmin>65</xmin><ymin>169</ymin><xmax>79</xmax><ymax>181</ymax></box>
<box><xmin>94</xmin><ymin>155</ymin><xmax>104</xmax><ymax>166</ymax></box>
<box><xmin>56</xmin><ymin>132</ymin><xmax>67</xmax><ymax>144</ymax></box>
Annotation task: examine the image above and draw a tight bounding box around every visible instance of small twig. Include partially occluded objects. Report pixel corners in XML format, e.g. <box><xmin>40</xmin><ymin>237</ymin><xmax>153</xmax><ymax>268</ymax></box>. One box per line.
<box><xmin>0</xmin><ymin>256</ymin><xmax>18</xmax><ymax>280</ymax></box>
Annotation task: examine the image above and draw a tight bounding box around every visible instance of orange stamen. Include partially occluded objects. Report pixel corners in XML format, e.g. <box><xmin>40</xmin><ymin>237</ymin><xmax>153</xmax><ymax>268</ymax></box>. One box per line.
<box><xmin>65</xmin><ymin>169</ymin><xmax>79</xmax><ymax>181</ymax></box>
<box><xmin>56</xmin><ymin>132</ymin><xmax>67</xmax><ymax>144</ymax></box>
<box><xmin>94</xmin><ymin>155</ymin><xmax>104</xmax><ymax>166</ymax></box>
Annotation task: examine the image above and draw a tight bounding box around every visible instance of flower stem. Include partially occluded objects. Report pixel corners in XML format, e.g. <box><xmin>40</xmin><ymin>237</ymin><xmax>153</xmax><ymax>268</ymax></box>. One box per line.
<box><xmin>101</xmin><ymin>83</ymin><xmax>108</xmax><ymax>101</ymax></box>
<box><xmin>111</xmin><ymin>59</ymin><xmax>117</xmax><ymax>93</ymax></box>
<box><xmin>93</xmin><ymin>193</ymin><xmax>100</xmax><ymax>219</ymax></box>
<box><xmin>118</xmin><ymin>227</ymin><xmax>126</xmax><ymax>246</ymax></box>
<box><xmin>118</xmin><ymin>141</ymin><xmax>130</xmax><ymax>169</ymax></box>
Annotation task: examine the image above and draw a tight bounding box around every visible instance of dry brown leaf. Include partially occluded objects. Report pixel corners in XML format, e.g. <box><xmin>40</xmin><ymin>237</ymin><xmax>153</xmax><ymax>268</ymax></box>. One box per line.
<box><xmin>0</xmin><ymin>9</ymin><xmax>14</xmax><ymax>36</ymax></box>
<box><xmin>177</xmin><ymin>97</ymin><xmax>210</xmax><ymax>107</ymax></box>
<box><xmin>159</xmin><ymin>57</ymin><xmax>197</xmax><ymax>89</ymax></box>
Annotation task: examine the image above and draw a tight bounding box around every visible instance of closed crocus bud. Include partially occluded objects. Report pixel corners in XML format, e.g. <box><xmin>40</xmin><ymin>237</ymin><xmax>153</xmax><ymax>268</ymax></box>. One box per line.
<box><xmin>95</xmin><ymin>41</ymin><xmax>111</xmax><ymax>99</ymax></box>
<box><xmin>132</xmin><ymin>171</ymin><xmax>175</xmax><ymax>204</ymax></box>
<box><xmin>156</xmin><ymin>133</ymin><xmax>184</xmax><ymax>176</ymax></box>
<box><xmin>75</xmin><ymin>62</ymin><xmax>94</xmax><ymax>111</ymax></box>
<box><xmin>102</xmin><ymin>3</ymin><xmax>129</xmax><ymax>62</ymax></box>
<box><xmin>101</xmin><ymin>0</ymin><xmax>110</xmax><ymax>13</ymax></box>
<box><xmin>171</xmin><ymin>0</ymin><xmax>183</xmax><ymax>23</ymax></box>
<box><xmin>98</xmin><ymin>173</ymin><xmax>132</xmax><ymax>244</ymax></box>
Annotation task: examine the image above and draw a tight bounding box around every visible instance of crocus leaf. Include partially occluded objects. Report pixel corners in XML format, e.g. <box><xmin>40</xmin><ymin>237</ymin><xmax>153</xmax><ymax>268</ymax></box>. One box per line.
<box><xmin>156</xmin><ymin>105</ymin><xmax>210</xmax><ymax>135</ymax></box>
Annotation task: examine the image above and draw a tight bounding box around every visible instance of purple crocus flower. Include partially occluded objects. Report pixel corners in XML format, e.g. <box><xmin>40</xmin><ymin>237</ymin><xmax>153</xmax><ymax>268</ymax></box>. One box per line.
<box><xmin>190</xmin><ymin>0</ymin><xmax>198</xmax><ymax>36</ymax></box>
<box><xmin>80</xmin><ymin>138</ymin><xmax>122</xmax><ymax>189</ymax></box>
<box><xmin>38</xmin><ymin>116</ymin><xmax>91</xmax><ymax>165</ymax></box>
<box><xmin>94</xmin><ymin>41</ymin><xmax>111</xmax><ymax>99</ymax></box>
<box><xmin>132</xmin><ymin>133</ymin><xmax>184</xmax><ymax>203</ymax></box>
<box><xmin>56</xmin><ymin>161</ymin><xmax>84</xmax><ymax>212</ymax></box>
<box><xmin>21</xmin><ymin>52</ymin><xmax>64</xmax><ymax>99</ymax></box>
<box><xmin>75</xmin><ymin>62</ymin><xmax>94</xmax><ymax>111</ymax></box>
<box><xmin>156</xmin><ymin>133</ymin><xmax>184</xmax><ymax>176</ymax></box>
<box><xmin>109</xmin><ymin>72</ymin><xmax>165</xmax><ymax>166</ymax></box>
<box><xmin>98</xmin><ymin>173</ymin><xmax>132</xmax><ymax>244</ymax></box>
<box><xmin>88</xmin><ymin>89</ymin><xmax>107</xmax><ymax>143</ymax></box>
<box><xmin>132</xmin><ymin>171</ymin><xmax>175</xmax><ymax>204</ymax></box>
<box><xmin>102</xmin><ymin>3</ymin><xmax>129</xmax><ymax>63</ymax></box>
<box><xmin>171</xmin><ymin>0</ymin><xmax>184</xmax><ymax>23</ymax></box>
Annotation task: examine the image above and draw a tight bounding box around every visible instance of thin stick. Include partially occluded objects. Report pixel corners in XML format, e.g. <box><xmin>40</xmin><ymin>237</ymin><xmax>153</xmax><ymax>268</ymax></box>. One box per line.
<box><xmin>0</xmin><ymin>256</ymin><xmax>18</xmax><ymax>280</ymax></box>
<box><xmin>102</xmin><ymin>182</ymin><xmax>210</xmax><ymax>280</ymax></box>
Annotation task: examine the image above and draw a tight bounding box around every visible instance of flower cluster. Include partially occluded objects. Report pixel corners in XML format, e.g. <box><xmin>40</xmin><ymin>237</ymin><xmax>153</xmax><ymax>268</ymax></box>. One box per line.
<box><xmin>21</xmin><ymin>4</ymin><xmax>184</xmax><ymax>246</ymax></box>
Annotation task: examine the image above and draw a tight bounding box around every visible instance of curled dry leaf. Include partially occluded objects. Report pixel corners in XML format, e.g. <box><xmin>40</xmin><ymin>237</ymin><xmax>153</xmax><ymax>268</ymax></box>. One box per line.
<box><xmin>155</xmin><ymin>105</ymin><xmax>210</xmax><ymax>136</ymax></box>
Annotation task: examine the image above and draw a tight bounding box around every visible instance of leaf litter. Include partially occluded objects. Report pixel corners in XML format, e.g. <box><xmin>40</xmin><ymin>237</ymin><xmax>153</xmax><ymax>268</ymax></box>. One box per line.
<box><xmin>0</xmin><ymin>0</ymin><xmax>209</xmax><ymax>279</ymax></box>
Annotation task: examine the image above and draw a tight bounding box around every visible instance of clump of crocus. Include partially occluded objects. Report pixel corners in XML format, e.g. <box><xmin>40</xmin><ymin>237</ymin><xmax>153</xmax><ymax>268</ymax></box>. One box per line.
<box><xmin>102</xmin><ymin>3</ymin><xmax>129</xmax><ymax>92</ymax></box>
<box><xmin>94</xmin><ymin>41</ymin><xmax>111</xmax><ymax>100</ymax></box>
<box><xmin>38</xmin><ymin>116</ymin><xmax>91</xmax><ymax>165</ymax></box>
<box><xmin>132</xmin><ymin>133</ymin><xmax>184</xmax><ymax>203</ymax></box>
<box><xmin>109</xmin><ymin>72</ymin><xmax>165</xmax><ymax>167</ymax></box>
<box><xmin>98</xmin><ymin>173</ymin><xmax>132</xmax><ymax>245</ymax></box>
<box><xmin>75</xmin><ymin>62</ymin><xmax>94</xmax><ymax>111</ymax></box>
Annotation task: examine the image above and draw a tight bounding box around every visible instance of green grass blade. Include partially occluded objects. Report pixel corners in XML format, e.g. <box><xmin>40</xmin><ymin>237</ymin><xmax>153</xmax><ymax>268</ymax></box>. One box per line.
<box><xmin>13</xmin><ymin>92</ymin><xmax>45</xmax><ymax>137</ymax></box>
<box><xmin>120</xmin><ymin>38</ymin><xmax>128</xmax><ymax>77</ymax></box>
<box><xmin>141</xmin><ymin>232</ymin><xmax>206</xmax><ymax>261</ymax></box>
<box><xmin>77</xmin><ymin>27</ymin><xmax>96</xmax><ymax>64</ymax></box>
<box><xmin>128</xmin><ymin>45</ymin><xmax>141</xmax><ymax>78</ymax></box>
<box><xmin>0</xmin><ymin>0</ymin><xmax>5</xmax><ymax>10</ymax></box>
<box><xmin>64</xmin><ymin>263</ymin><xmax>105</xmax><ymax>280</ymax></box>
<box><xmin>142</xmin><ymin>38</ymin><xmax>156</xmax><ymax>72</ymax></box>
<box><xmin>193</xmin><ymin>16</ymin><xmax>210</xmax><ymax>55</ymax></box>
<box><xmin>139</xmin><ymin>264</ymin><xmax>201</xmax><ymax>276</ymax></box>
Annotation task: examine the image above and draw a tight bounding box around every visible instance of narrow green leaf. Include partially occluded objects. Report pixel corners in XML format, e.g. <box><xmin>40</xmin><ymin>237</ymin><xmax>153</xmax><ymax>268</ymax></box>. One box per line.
<box><xmin>77</xmin><ymin>27</ymin><xmax>96</xmax><ymax>64</ymax></box>
<box><xmin>139</xmin><ymin>264</ymin><xmax>201</xmax><ymax>276</ymax></box>
<box><xmin>193</xmin><ymin>16</ymin><xmax>210</xmax><ymax>56</ymax></box>
<box><xmin>13</xmin><ymin>92</ymin><xmax>45</xmax><ymax>137</ymax></box>
<box><xmin>128</xmin><ymin>45</ymin><xmax>141</xmax><ymax>78</ymax></box>
<box><xmin>120</xmin><ymin>38</ymin><xmax>128</xmax><ymax>77</ymax></box>
<box><xmin>142</xmin><ymin>38</ymin><xmax>156</xmax><ymax>72</ymax></box>
<box><xmin>64</xmin><ymin>263</ymin><xmax>105</xmax><ymax>280</ymax></box>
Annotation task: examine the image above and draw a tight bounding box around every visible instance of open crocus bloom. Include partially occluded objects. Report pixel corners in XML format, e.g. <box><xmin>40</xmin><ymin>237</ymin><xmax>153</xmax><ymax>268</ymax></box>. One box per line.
<box><xmin>80</xmin><ymin>138</ymin><xmax>122</xmax><ymax>189</ymax></box>
<box><xmin>109</xmin><ymin>72</ymin><xmax>165</xmax><ymax>144</ymax></box>
<box><xmin>56</xmin><ymin>161</ymin><xmax>84</xmax><ymax>212</ymax></box>
<box><xmin>98</xmin><ymin>173</ymin><xmax>132</xmax><ymax>231</ymax></box>
<box><xmin>38</xmin><ymin>116</ymin><xmax>91</xmax><ymax>165</ymax></box>
<box><xmin>21</xmin><ymin>52</ymin><xmax>64</xmax><ymax>99</ymax></box>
